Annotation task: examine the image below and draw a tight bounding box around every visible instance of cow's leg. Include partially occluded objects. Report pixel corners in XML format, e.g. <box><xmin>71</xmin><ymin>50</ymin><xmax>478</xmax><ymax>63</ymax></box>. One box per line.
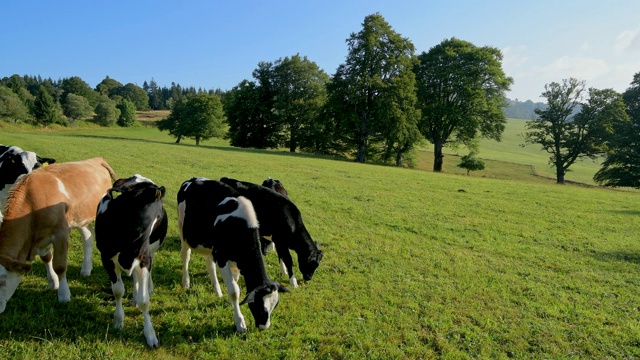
<box><xmin>260</xmin><ymin>236</ymin><xmax>274</xmax><ymax>255</ymax></box>
<box><xmin>274</xmin><ymin>241</ymin><xmax>298</xmax><ymax>288</ymax></box>
<box><xmin>40</xmin><ymin>250</ymin><xmax>59</xmax><ymax>290</ymax></box>
<box><xmin>134</xmin><ymin>263</ymin><xmax>158</xmax><ymax>348</ymax></box>
<box><xmin>220</xmin><ymin>263</ymin><xmax>246</xmax><ymax>333</ymax></box>
<box><xmin>180</xmin><ymin>241</ymin><xmax>192</xmax><ymax>288</ymax></box>
<box><xmin>106</xmin><ymin>260</ymin><xmax>125</xmax><ymax>331</ymax></box>
<box><xmin>205</xmin><ymin>254</ymin><xmax>223</xmax><ymax>297</ymax></box>
<box><xmin>78</xmin><ymin>225</ymin><xmax>93</xmax><ymax>276</ymax></box>
<box><xmin>52</xmin><ymin>231</ymin><xmax>71</xmax><ymax>302</ymax></box>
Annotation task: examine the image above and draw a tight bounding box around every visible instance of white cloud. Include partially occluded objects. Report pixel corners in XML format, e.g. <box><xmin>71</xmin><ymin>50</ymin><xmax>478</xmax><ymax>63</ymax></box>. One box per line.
<box><xmin>614</xmin><ymin>28</ymin><xmax>640</xmax><ymax>55</ymax></box>
<box><xmin>580</xmin><ymin>42</ymin><xmax>592</xmax><ymax>53</ymax></box>
<box><xmin>501</xmin><ymin>46</ymin><xmax>528</xmax><ymax>70</ymax></box>
<box><xmin>536</xmin><ymin>56</ymin><xmax>610</xmax><ymax>81</ymax></box>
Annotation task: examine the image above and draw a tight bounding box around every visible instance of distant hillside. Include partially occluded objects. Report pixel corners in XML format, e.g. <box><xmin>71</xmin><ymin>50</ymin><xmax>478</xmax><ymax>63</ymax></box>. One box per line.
<box><xmin>503</xmin><ymin>98</ymin><xmax>546</xmax><ymax>120</ymax></box>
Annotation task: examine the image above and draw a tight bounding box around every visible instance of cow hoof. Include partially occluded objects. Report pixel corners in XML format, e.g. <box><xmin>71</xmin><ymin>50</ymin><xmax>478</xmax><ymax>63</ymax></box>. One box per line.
<box><xmin>80</xmin><ymin>269</ymin><xmax>92</xmax><ymax>277</ymax></box>
<box><xmin>181</xmin><ymin>279</ymin><xmax>190</xmax><ymax>289</ymax></box>
<box><xmin>146</xmin><ymin>334</ymin><xmax>159</xmax><ymax>348</ymax></box>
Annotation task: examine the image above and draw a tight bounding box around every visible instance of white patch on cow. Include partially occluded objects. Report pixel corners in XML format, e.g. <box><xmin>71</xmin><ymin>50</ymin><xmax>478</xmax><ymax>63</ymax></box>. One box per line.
<box><xmin>0</xmin><ymin>265</ymin><xmax>22</xmax><ymax>314</ymax></box>
<box><xmin>221</xmin><ymin>261</ymin><xmax>247</xmax><ymax>333</ymax></box>
<box><xmin>147</xmin><ymin>217</ymin><xmax>161</xmax><ymax>254</ymax></box>
<box><xmin>20</xmin><ymin>151</ymin><xmax>39</xmax><ymax>173</ymax></box>
<box><xmin>259</xmin><ymin>291</ymin><xmax>279</xmax><ymax>330</ymax></box>
<box><xmin>215</xmin><ymin>196</ymin><xmax>259</xmax><ymax>228</ymax></box>
<box><xmin>118</xmin><ymin>174</ymin><xmax>156</xmax><ymax>190</ymax></box>
<box><xmin>58</xmin><ymin>277</ymin><xmax>71</xmax><ymax>302</ymax></box>
<box><xmin>279</xmin><ymin>259</ymin><xmax>288</xmax><ymax>276</ymax></box>
<box><xmin>97</xmin><ymin>197</ymin><xmax>111</xmax><ymax>214</ymax></box>
<box><xmin>181</xmin><ymin>177</ymin><xmax>209</xmax><ymax>192</ymax></box>
<box><xmin>56</xmin><ymin>177</ymin><xmax>70</xmax><ymax>199</ymax></box>
<box><xmin>289</xmin><ymin>276</ymin><xmax>298</xmax><ymax>289</ymax></box>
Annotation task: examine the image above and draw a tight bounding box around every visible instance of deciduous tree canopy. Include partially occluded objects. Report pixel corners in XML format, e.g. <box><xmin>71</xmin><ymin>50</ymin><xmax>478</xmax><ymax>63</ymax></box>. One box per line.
<box><xmin>327</xmin><ymin>13</ymin><xmax>421</xmax><ymax>164</ymax></box>
<box><xmin>525</xmin><ymin>78</ymin><xmax>629</xmax><ymax>184</ymax></box>
<box><xmin>594</xmin><ymin>72</ymin><xmax>640</xmax><ymax>187</ymax></box>
<box><xmin>415</xmin><ymin>37</ymin><xmax>513</xmax><ymax>172</ymax></box>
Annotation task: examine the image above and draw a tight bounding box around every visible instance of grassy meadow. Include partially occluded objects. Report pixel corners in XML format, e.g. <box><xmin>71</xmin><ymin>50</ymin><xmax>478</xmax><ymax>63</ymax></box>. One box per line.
<box><xmin>1</xmin><ymin>120</ymin><xmax>640</xmax><ymax>359</ymax></box>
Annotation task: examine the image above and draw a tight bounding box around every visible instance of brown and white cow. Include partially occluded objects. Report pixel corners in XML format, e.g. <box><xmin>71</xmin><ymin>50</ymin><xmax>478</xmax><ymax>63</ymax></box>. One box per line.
<box><xmin>0</xmin><ymin>157</ymin><xmax>116</xmax><ymax>313</ymax></box>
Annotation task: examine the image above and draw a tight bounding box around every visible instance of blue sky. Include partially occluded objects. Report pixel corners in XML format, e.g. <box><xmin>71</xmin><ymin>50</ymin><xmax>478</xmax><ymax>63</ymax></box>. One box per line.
<box><xmin>2</xmin><ymin>1</ymin><xmax>639</xmax><ymax>102</ymax></box>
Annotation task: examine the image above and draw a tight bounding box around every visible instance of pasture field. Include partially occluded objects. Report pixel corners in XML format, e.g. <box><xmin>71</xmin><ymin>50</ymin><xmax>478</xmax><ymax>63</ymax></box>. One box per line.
<box><xmin>416</xmin><ymin>119</ymin><xmax>602</xmax><ymax>185</ymax></box>
<box><xmin>1</xmin><ymin>125</ymin><xmax>640</xmax><ymax>359</ymax></box>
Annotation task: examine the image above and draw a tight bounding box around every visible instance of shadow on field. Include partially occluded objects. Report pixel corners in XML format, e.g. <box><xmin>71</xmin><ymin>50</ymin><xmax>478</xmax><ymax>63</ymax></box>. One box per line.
<box><xmin>590</xmin><ymin>250</ymin><xmax>640</xmax><ymax>265</ymax></box>
<box><xmin>608</xmin><ymin>209</ymin><xmax>640</xmax><ymax>216</ymax></box>
<box><xmin>65</xmin><ymin>133</ymin><xmax>347</xmax><ymax>161</ymax></box>
<box><xmin>0</xmin><ymin>242</ymin><xmax>248</xmax><ymax>346</ymax></box>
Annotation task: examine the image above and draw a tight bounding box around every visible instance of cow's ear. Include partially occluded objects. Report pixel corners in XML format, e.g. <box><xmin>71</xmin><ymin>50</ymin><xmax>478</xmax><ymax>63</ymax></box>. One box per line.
<box><xmin>36</xmin><ymin>156</ymin><xmax>56</xmax><ymax>165</ymax></box>
<box><xmin>112</xmin><ymin>178</ymin><xmax>129</xmax><ymax>189</ymax></box>
<box><xmin>240</xmin><ymin>289</ymin><xmax>257</xmax><ymax>305</ymax></box>
<box><xmin>275</xmin><ymin>282</ymin><xmax>290</xmax><ymax>293</ymax></box>
<box><xmin>156</xmin><ymin>186</ymin><xmax>166</xmax><ymax>200</ymax></box>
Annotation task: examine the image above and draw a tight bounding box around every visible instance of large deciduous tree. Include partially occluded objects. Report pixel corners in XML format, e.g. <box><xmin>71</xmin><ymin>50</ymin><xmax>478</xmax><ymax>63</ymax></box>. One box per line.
<box><xmin>63</xmin><ymin>93</ymin><xmax>93</xmax><ymax>123</ymax></box>
<box><xmin>414</xmin><ymin>37</ymin><xmax>513</xmax><ymax>172</ymax></box>
<box><xmin>525</xmin><ymin>78</ymin><xmax>628</xmax><ymax>184</ymax></box>
<box><xmin>593</xmin><ymin>72</ymin><xmax>640</xmax><ymax>187</ymax></box>
<box><xmin>158</xmin><ymin>93</ymin><xmax>225</xmax><ymax>145</ymax></box>
<box><xmin>271</xmin><ymin>54</ymin><xmax>330</xmax><ymax>153</ymax></box>
<box><xmin>60</xmin><ymin>76</ymin><xmax>98</xmax><ymax>107</ymax></box>
<box><xmin>0</xmin><ymin>85</ymin><xmax>32</xmax><ymax>123</ymax></box>
<box><xmin>111</xmin><ymin>83</ymin><xmax>150</xmax><ymax>111</ymax></box>
<box><xmin>327</xmin><ymin>13</ymin><xmax>421</xmax><ymax>164</ymax></box>
<box><xmin>93</xmin><ymin>95</ymin><xmax>121</xmax><ymax>126</ymax></box>
<box><xmin>224</xmin><ymin>79</ymin><xmax>281</xmax><ymax>148</ymax></box>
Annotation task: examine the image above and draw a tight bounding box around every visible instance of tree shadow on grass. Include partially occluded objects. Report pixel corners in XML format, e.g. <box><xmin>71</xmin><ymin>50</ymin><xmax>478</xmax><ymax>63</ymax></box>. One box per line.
<box><xmin>0</xmin><ymin>247</ymin><xmax>249</xmax><ymax>347</ymax></box>
<box><xmin>590</xmin><ymin>250</ymin><xmax>640</xmax><ymax>265</ymax></box>
<box><xmin>64</xmin><ymin>133</ymin><xmax>348</xmax><ymax>162</ymax></box>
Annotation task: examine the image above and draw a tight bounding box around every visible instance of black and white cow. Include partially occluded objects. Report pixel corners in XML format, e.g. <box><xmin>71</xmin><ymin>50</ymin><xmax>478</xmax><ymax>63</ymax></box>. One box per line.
<box><xmin>178</xmin><ymin>177</ymin><xmax>289</xmax><ymax>332</ymax></box>
<box><xmin>95</xmin><ymin>174</ymin><xmax>168</xmax><ymax>348</ymax></box>
<box><xmin>0</xmin><ymin>145</ymin><xmax>55</xmax><ymax>221</ymax></box>
<box><xmin>219</xmin><ymin>177</ymin><xmax>323</xmax><ymax>288</ymax></box>
<box><xmin>261</xmin><ymin>177</ymin><xmax>289</xmax><ymax>198</ymax></box>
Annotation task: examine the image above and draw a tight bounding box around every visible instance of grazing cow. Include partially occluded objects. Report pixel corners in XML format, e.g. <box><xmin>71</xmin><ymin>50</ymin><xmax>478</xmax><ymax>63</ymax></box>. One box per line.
<box><xmin>0</xmin><ymin>145</ymin><xmax>56</xmax><ymax>221</ymax></box>
<box><xmin>219</xmin><ymin>177</ymin><xmax>323</xmax><ymax>288</ymax></box>
<box><xmin>95</xmin><ymin>174</ymin><xmax>168</xmax><ymax>348</ymax></box>
<box><xmin>0</xmin><ymin>157</ymin><xmax>116</xmax><ymax>313</ymax></box>
<box><xmin>178</xmin><ymin>177</ymin><xmax>289</xmax><ymax>332</ymax></box>
<box><xmin>261</xmin><ymin>177</ymin><xmax>288</xmax><ymax>198</ymax></box>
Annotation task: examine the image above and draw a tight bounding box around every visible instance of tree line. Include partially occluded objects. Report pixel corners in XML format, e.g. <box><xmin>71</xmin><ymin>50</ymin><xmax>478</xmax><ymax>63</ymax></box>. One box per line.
<box><xmin>1</xmin><ymin>12</ymin><xmax>639</xmax><ymax>187</ymax></box>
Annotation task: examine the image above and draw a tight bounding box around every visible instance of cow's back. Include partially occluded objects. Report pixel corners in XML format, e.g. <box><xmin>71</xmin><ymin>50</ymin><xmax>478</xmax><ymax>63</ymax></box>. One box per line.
<box><xmin>4</xmin><ymin>157</ymin><xmax>115</xmax><ymax>227</ymax></box>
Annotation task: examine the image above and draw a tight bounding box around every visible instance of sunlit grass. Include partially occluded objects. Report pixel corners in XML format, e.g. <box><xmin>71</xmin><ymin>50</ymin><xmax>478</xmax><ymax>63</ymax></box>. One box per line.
<box><xmin>0</xmin><ymin>125</ymin><xmax>639</xmax><ymax>358</ymax></box>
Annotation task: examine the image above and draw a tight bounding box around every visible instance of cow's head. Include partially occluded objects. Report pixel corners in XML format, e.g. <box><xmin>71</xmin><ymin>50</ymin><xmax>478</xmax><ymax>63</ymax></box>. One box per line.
<box><xmin>262</xmin><ymin>177</ymin><xmax>289</xmax><ymax>198</ymax></box>
<box><xmin>0</xmin><ymin>264</ymin><xmax>23</xmax><ymax>314</ymax></box>
<box><xmin>0</xmin><ymin>146</ymin><xmax>55</xmax><ymax>186</ymax></box>
<box><xmin>299</xmin><ymin>247</ymin><xmax>324</xmax><ymax>281</ymax></box>
<box><xmin>240</xmin><ymin>281</ymin><xmax>290</xmax><ymax>329</ymax></box>
<box><xmin>99</xmin><ymin>174</ymin><xmax>165</xmax><ymax>214</ymax></box>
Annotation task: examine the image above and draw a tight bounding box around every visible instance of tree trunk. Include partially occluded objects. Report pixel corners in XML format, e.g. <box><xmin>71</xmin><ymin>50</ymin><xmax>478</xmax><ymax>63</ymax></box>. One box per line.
<box><xmin>395</xmin><ymin>149</ymin><xmax>403</xmax><ymax>166</ymax></box>
<box><xmin>196</xmin><ymin>136</ymin><xmax>201</xmax><ymax>146</ymax></box>
<box><xmin>175</xmin><ymin>135</ymin><xmax>182</xmax><ymax>144</ymax></box>
<box><xmin>356</xmin><ymin>112</ymin><xmax>368</xmax><ymax>163</ymax></box>
<box><xmin>556</xmin><ymin>165</ymin><xmax>565</xmax><ymax>184</ymax></box>
<box><xmin>433</xmin><ymin>140</ymin><xmax>444</xmax><ymax>172</ymax></box>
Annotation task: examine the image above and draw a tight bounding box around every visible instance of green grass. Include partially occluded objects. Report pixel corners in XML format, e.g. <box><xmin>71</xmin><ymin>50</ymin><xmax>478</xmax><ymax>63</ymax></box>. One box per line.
<box><xmin>417</xmin><ymin>118</ymin><xmax>602</xmax><ymax>185</ymax></box>
<box><xmin>1</xmin><ymin>125</ymin><xmax>640</xmax><ymax>359</ymax></box>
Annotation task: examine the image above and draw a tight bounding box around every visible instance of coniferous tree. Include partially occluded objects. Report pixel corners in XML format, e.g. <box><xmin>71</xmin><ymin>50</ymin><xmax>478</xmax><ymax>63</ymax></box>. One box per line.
<box><xmin>33</xmin><ymin>86</ymin><xmax>65</xmax><ymax>126</ymax></box>
<box><xmin>116</xmin><ymin>99</ymin><xmax>137</xmax><ymax>127</ymax></box>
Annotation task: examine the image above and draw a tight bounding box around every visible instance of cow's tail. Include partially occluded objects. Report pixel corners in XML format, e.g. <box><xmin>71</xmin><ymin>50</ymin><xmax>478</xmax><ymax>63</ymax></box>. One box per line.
<box><xmin>99</xmin><ymin>158</ymin><xmax>118</xmax><ymax>181</ymax></box>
